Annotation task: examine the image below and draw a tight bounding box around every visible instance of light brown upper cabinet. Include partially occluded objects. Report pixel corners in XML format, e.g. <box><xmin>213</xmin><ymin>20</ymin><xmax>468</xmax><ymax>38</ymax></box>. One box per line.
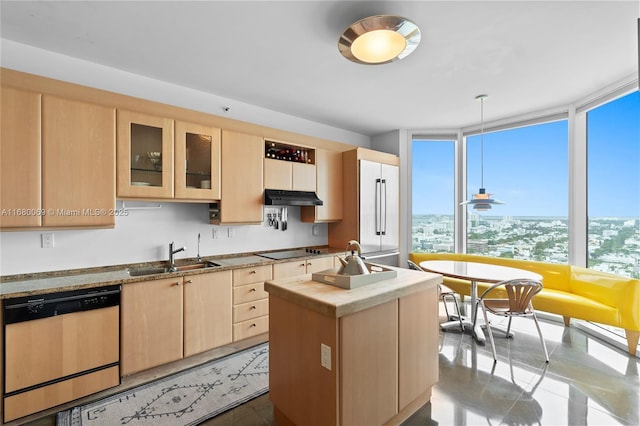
<box><xmin>42</xmin><ymin>96</ymin><xmax>116</xmax><ymax>227</ymax></box>
<box><xmin>264</xmin><ymin>140</ymin><xmax>316</xmax><ymax>191</ymax></box>
<box><xmin>301</xmin><ymin>149</ymin><xmax>343</xmax><ymax>223</ymax></box>
<box><xmin>264</xmin><ymin>160</ymin><xmax>316</xmax><ymax>191</ymax></box>
<box><xmin>174</xmin><ymin>121</ymin><xmax>221</xmax><ymax>200</ymax></box>
<box><xmin>117</xmin><ymin>111</ymin><xmax>221</xmax><ymax>201</ymax></box>
<box><xmin>1</xmin><ymin>88</ymin><xmax>115</xmax><ymax>229</ymax></box>
<box><xmin>117</xmin><ymin>110</ymin><xmax>174</xmax><ymax>199</ymax></box>
<box><xmin>0</xmin><ymin>87</ymin><xmax>42</xmax><ymax>228</ymax></box>
<box><xmin>216</xmin><ymin>130</ymin><xmax>264</xmax><ymax>224</ymax></box>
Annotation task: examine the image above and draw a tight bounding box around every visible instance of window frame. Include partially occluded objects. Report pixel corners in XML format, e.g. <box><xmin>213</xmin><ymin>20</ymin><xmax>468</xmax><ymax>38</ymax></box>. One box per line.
<box><xmin>407</xmin><ymin>85</ymin><xmax>639</xmax><ymax>266</ymax></box>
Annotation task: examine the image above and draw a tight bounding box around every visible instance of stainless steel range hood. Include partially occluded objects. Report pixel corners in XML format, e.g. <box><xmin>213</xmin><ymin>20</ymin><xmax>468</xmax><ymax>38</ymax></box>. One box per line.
<box><xmin>264</xmin><ymin>189</ymin><xmax>323</xmax><ymax>206</ymax></box>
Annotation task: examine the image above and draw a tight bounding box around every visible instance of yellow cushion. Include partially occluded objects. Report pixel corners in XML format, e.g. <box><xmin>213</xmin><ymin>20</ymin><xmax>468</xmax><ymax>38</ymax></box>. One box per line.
<box><xmin>570</xmin><ymin>266</ymin><xmax>640</xmax><ymax>330</ymax></box>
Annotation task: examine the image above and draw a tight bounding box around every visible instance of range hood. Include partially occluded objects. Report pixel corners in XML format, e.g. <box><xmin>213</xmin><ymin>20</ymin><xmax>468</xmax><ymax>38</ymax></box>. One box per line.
<box><xmin>264</xmin><ymin>189</ymin><xmax>323</xmax><ymax>206</ymax></box>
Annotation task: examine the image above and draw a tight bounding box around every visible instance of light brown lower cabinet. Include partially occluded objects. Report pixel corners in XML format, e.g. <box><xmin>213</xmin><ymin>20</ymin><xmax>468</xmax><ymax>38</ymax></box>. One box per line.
<box><xmin>121</xmin><ymin>270</ymin><xmax>232</xmax><ymax>376</ymax></box>
<box><xmin>183</xmin><ymin>271</ymin><xmax>233</xmax><ymax>357</ymax></box>
<box><xmin>269</xmin><ymin>285</ymin><xmax>438</xmax><ymax>425</ymax></box>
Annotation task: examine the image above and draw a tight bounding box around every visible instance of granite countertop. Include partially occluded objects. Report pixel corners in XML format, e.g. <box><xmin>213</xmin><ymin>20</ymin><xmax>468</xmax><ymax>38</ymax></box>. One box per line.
<box><xmin>0</xmin><ymin>248</ymin><xmax>341</xmax><ymax>299</ymax></box>
<box><xmin>264</xmin><ymin>267</ymin><xmax>441</xmax><ymax>318</ymax></box>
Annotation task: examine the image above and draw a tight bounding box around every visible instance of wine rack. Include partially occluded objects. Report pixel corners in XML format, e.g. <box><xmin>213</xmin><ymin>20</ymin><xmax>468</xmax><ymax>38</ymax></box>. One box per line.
<box><xmin>265</xmin><ymin>140</ymin><xmax>315</xmax><ymax>164</ymax></box>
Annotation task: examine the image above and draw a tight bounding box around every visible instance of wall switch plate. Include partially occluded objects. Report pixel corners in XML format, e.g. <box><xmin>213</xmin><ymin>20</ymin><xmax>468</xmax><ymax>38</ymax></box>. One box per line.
<box><xmin>228</xmin><ymin>227</ymin><xmax>234</xmax><ymax>238</ymax></box>
<box><xmin>320</xmin><ymin>343</ymin><xmax>332</xmax><ymax>370</ymax></box>
<box><xmin>212</xmin><ymin>228</ymin><xmax>219</xmax><ymax>239</ymax></box>
<box><xmin>41</xmin><ymin>233</ymin><xmax>54</xmax><ymax>248</ymax></box>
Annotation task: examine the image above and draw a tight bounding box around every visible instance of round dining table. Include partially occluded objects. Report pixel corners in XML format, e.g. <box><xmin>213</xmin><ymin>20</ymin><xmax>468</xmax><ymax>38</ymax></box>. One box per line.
<box><xmin>419</xmin><ymin>260</ymin><xmax>542</xmax><ymax>343</ymax></box>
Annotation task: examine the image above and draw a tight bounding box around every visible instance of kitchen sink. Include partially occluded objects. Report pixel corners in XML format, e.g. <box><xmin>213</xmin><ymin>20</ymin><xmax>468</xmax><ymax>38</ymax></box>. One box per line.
<box><xmin>127</xmin><ymin>261</ymin><xmax>222</xmax><ymax>277</ymax></box>
<box><xmin>174</xmin><ymin>262</ymin><xmax>222</xmax><ymax>271</ymax></box>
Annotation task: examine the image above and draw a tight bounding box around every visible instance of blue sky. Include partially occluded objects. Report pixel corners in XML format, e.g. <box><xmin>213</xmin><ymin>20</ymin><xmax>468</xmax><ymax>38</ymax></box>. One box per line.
<box><xmin>413</xmin><ymin>91</ymin><xmax>640</xmax><ymax>217</ymax></box>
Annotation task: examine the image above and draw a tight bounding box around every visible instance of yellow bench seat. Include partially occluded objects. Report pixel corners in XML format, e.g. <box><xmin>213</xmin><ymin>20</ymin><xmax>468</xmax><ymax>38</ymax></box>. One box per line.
<box><xmin>409</xmin><ymin>252</ymin><xmax>639</xmax><ymax>356</ymax></box>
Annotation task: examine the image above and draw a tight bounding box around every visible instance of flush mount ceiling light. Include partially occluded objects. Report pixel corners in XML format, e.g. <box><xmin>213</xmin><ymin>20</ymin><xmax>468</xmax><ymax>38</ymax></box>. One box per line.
<box><xmin>461</xmin><ymin>94</ymin><xmax>505</xmax><ymax>212</ymax></box>
<box><xmin>338</xmin><ymin>15</ymin><xmax>421</xmax><ymax>64</ymax></box>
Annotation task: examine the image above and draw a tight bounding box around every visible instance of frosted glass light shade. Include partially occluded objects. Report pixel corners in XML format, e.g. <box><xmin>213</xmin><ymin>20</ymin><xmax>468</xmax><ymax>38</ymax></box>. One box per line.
<box><xmin>351</xmin><ymin>30</ymin><xmax>407</xmax><ymax>63</ymax></box>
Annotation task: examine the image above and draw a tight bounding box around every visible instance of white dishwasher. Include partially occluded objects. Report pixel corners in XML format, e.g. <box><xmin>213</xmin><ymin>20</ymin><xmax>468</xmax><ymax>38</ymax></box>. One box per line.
<box><xmin>3</xmin><ymin>285</ymin><xmax>121</xmax><ymax>422</ymax></box>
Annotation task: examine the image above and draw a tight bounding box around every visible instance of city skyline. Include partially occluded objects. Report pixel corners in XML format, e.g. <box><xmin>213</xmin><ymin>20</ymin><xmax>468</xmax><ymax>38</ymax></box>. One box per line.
<box><xmin>413</xmin><ymin>91</ymin><xmax>639</xmax><ymax>218</ymax></box>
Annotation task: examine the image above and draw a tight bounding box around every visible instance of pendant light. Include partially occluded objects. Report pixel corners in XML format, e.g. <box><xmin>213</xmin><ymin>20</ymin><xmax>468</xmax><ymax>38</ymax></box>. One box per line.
<box><xmin>461</xmin><ymin>94</ymin><xmax>505</xmax><ymax>211</ymax></box>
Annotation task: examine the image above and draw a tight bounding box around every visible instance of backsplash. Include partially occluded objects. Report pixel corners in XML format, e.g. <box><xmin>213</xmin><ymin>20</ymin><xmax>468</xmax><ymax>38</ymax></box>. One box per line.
<box><xmin>0</xmin><ymin>201</ymin><xmax>327</xmax><ymax>275</ymax></box>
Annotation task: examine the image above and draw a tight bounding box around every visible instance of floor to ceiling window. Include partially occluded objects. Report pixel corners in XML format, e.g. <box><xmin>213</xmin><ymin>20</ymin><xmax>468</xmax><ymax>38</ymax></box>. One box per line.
<box><xmin>587</xmin><ymin>91</ymin><xmax>640</xmax><ymax>279</ymax></box>
<box><xmin>465</xmin><ymin>121</ymin><xmax>569</xmax><ymax>262</ymax></box>
<box><xmin>411</xmin><ymin>139</ymin><xmax>456</xmax><ymax>253</ymax></box>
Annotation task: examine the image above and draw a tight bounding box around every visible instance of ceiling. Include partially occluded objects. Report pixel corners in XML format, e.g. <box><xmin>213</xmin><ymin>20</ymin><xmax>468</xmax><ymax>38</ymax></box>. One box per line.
<box><xmin>1</xmin><ymin>1</ymin><xmax>637</xmax><ymax>137</ymax></box>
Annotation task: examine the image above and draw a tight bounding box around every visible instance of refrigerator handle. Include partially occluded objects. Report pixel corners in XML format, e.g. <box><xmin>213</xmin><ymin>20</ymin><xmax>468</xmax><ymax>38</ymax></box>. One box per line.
<box><xmin>381</xmin><ymin>179</ymin><xmax>387</xmax><ymax>235</ymax></box>
<box><xmin>375</xmin><ymin>178</ymin><xmax>381</xmax><ymax>235</ymax></box>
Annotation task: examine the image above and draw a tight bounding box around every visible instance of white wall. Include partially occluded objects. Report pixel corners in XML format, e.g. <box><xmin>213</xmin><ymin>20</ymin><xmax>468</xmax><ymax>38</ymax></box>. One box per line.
<box><xmin>371</xmin><ymin>130</ymin><xmax>401</xmax><ymax>156</ymax></box>
<box><xmin>0</xmin><ymin>202</ymin><xmax>327</xmax><ymax>275</ymax></box>
<box><xmin>0</xmin><ymin>40</ymin><xmax>366</xmax><ymax>275</ymax></box>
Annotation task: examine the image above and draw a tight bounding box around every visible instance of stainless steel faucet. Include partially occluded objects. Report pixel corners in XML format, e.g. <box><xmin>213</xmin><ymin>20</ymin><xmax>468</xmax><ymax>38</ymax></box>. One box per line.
<box><xmin>196</xmin><ymin>233</ymin><xmax>202</xmax><ymax>263</ymax></box>
<box><xmin>169</xmin><ymin>241</ymin><xmax>186</xmax><ymax>272</ymax></box>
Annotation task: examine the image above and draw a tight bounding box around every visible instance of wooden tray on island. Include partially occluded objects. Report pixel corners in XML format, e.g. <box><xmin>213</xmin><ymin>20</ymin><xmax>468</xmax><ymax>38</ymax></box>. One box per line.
<box><xmin>311</xmin><ymin>263</ymin><xmax>398</xmax><ymax>289</ymax></box>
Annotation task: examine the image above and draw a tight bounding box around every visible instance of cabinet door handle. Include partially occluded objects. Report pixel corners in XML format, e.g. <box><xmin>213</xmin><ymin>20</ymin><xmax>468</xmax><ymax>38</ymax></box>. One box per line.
<box><xmin>307</xmin><ymin>262</ymin><xmax>312</xmax><ymax>266</ymax></box>
<box><xmin>250</xmin><ymin>305</ymin><xmax>256</xmax><ymax>310</ymax></box>
<box><xmin>185</xmin><ymin>279</ymin><xmax>193</xmax><ymax>284</ymax></box>
<box><xmin>250</xmin><ymin>323</ymin><xmax>256</xmax><ymax>328</ymax></box>
<box><xmin>174</xmin><ymin>281</ymin><xmax>181</xmax><ymax>286</ymax></box>
<box><xmin>250</xmin><ymin>270</ymin><xmax>256</xmax><ymax>274</ymax></box>
<box><xmin>249</xmin><ymin>287</ymin><xmax>257</xmax><ymax>292</ymax></box>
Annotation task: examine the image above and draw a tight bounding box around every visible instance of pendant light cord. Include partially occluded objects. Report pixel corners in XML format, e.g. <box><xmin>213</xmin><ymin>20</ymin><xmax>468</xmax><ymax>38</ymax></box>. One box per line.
<box><xmin>476</xmin><ymin>94</ymin><xmax>487</xmax><ymax>190</ymax></box>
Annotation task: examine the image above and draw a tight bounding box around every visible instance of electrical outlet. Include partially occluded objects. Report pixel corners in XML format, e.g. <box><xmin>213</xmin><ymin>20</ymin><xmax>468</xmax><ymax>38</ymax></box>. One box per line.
<box><xmin>212</xmin><ymin>228</ymin><xmax>219</xmax><ymax>239</ymax></box>
<box><xmin>320</xmin><ymin>343</ymin><xmax>332</xmax><ymax>370</ymax></box>
<box><xmin>228</xmin><ymin>227</ymin><xmax>234</xmax><ymax>238</ymax></box>
<box><xmin>41</xmin><ymin>233</ymin><xmax>54</xmax><ymax>248</ymax></box>
<box><xmin>312</xmin><ymin>225</ymin><xmax>319</xmax><ymax>236</ymax></box>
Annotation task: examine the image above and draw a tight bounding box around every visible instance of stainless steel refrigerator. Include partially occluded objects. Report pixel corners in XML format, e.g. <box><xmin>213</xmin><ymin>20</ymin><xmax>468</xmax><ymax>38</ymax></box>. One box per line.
<box><xmin>358</xmin><ymin>159</ymin><xmax>399</xmax><ymax>266</ymax></box>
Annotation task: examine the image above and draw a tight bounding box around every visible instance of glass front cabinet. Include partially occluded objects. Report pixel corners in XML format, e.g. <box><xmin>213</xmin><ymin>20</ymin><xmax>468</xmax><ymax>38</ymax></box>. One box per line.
<box><xmin>117</xmin><ymin>110</ymin><xmax>220</xmax><ymax>201</ymax></box>
<box><xmin>174</xmin><ymin>121</ymin><xmax>221</xmax><ymax>200</ymax></box>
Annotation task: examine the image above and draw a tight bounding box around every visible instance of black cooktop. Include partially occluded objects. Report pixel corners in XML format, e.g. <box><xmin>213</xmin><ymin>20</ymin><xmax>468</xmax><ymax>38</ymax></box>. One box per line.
<box><xmin>257</xmin><ymin>248</ymin><xmax>330</xmax><ymax>260</ymax></box>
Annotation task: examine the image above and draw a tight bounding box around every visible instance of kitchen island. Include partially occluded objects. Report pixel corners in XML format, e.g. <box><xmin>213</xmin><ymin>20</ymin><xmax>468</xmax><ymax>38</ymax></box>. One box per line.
<box><xmin>265</xmin><ymin>267</ymin><xmax>441</xmax><ymax>426</ymax></box>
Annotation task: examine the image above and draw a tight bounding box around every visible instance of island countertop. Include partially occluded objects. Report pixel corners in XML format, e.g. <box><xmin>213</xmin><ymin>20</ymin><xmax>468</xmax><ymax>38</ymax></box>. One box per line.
<box><xmin>264</xmin><ymin>266</ymin><xmax>441</xmax><ymax>318</ymax></box>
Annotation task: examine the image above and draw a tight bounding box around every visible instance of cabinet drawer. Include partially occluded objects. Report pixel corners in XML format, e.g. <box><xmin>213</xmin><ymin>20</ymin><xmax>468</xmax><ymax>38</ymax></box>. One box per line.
<box><xmin>233</xmin><ymin>315</ymin><xmax>269</xmax><ymax>341</ymax></box>
<box><xmin>306</xmin><ymin>255</ymin><xmax>335</xmax><ymax>274</ymax></box>
<box><xmin>233</xmin><ymin>265</ymin><xmax>273</xmax><ymax>286</ymax></box>
<box><xmin>272</xmin><ymin>260</ymin><xmax>306</xmax><ymax>279</ymax></box>
<box><xmin>233</xmin><ymin>282</ymin><xmax>269</xmax><ymax>304</ymax></box>
<box><xmin>233</xmin><ymin>299</ymin><xmax>269</xmax><ymax>323</ymax></box>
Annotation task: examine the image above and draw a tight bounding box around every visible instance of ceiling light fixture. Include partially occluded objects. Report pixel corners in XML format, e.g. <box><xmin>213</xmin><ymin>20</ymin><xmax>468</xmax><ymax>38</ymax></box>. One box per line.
<box><xmin>461</xmin><ymin>94</ymin><xmax>505</xmax><ymax>212</ymax></box>
<box><xmin>338</xmin><ymin>15</ymin><xmax>421</xmax><ymax>64</ymax></box>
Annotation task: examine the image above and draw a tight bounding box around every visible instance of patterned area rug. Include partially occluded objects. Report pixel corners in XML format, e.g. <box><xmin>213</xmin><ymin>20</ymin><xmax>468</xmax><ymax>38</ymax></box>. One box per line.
<box><xmin>57</xmin><ymin>343</ymin><xmax>269</xmax><ymax>426</ymax></box>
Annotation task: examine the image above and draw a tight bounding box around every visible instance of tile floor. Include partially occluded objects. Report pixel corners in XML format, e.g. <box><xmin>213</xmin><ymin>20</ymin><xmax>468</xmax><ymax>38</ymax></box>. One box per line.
<box><xmin>23</xmin><ymin>312</ymin><xmax>639</xmax><ymax>426</ymax></box>
<box><xmin>200</xmin><ymin>314</ymin><xmax>639</xmax><ymax>426</ymax></box>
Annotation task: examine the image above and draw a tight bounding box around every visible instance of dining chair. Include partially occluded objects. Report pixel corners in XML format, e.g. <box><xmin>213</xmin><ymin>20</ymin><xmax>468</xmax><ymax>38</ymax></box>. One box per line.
<box><xmin>474</xmin><ymin>278</ymin><xmax>549</xmax><ymax>363</ymax></box>
<box><xmin>407</xmin><ymin>260</ymin><xmax>464</xmax><ymax>331</ymax></box>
